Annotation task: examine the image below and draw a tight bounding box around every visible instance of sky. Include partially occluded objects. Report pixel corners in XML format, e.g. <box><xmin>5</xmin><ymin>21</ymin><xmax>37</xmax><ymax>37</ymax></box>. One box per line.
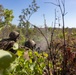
<box><xmin>0</xmin><ymin>0</ymin><xmax>76</xmax><ymax>28</ymax></box>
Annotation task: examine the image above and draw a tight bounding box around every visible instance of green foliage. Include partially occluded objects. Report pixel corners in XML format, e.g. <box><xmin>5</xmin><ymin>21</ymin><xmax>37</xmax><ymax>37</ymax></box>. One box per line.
<box><xmin>1</xmin><ymin>49</ymin><xmax>49</xmax><ymax>75</ymax></box>
<box><xmin>4</xmin><ymin>9</ymin><xmax>14</xmax><ymax>25</ymax></box>
<box><xmin>0</xmin><ymin>5</ymin><xmax>5</xmax><ymax>29</ymax></box>
<box><xmin>17</xmin><ymin>29</ymin><xmax>25</xmax><ymax>45</ymax></box>
<box><xmin>19</xmin><ymin>0</ymin><xmax>39</xmax><ymax>38</ymax></box>
<box><xmin>19</xmin><ymin>0</ymin><xmax>39</xmax><ymax>22</ymax></box>
<box><xmin>0</xmin><ymin>50</ymin><xmax>16</xmax><ymax>69</ymax></box>
<box><xmin>19</xmin><ymin>34</ymin><xmax>25</xmax><ymax>45</ymax></box>
<box><xmin>58</xmin><ymin>33</ymin><xmax>63</xmax><ymax>39</ymax></box>
<box><xmin>0</xmin><ymin>5</ymin><xmax>4</xmax><ymax>22</ymax></box>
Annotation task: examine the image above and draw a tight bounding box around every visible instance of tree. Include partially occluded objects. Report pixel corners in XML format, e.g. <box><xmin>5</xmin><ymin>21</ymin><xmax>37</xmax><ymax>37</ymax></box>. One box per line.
<box><xmin>19</xmin><ymin>0</ymin><xmax>39</xmax><ymax>39</ymax></box>
<box><xmin>4</xmin><ymin>9</ymin><xmax>14</xmax><ymax>26</ymax></box>
<box><xmin>1</xmin><ymin>9</ymin><xmax>14</xmax><ymax>38</ymax></box>
<box><xmin>0</xmin><ymin>5</ymin><xmax>4</xmax><ymax>28</ymax></box>
<box><xmin>0</xmin><ymin>5</ymin><xmax>4</xmax><ymax>22</ymax></box>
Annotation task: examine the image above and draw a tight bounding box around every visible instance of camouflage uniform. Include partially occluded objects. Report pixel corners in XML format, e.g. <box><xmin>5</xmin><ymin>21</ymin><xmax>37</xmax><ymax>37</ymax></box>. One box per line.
<box><xmin>0</xmin><ymin>31</ymin><xmax>19</xmax><ymax>53</ymax></box>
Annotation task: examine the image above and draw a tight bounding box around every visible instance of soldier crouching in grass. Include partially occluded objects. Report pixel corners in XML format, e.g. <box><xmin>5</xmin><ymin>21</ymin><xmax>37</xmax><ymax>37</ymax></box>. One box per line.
<box><xmin>0</xmin><ymin>31</ymin><xmax>19</xmax><ymax>54</ymax></box>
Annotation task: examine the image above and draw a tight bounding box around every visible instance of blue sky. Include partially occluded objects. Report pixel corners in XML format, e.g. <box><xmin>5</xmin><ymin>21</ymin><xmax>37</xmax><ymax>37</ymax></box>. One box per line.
<box><xmin>0</xmin><ymin>0</ymin><xmax>76</xmax><ymax>28</ymax></box>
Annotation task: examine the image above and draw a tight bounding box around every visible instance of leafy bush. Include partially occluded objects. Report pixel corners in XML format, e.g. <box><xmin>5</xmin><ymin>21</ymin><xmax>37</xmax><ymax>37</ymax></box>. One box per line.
<box><xmin>0</xmin><ymin>49</ymin><xmax>49</xmax><ymax>75</ymax></box>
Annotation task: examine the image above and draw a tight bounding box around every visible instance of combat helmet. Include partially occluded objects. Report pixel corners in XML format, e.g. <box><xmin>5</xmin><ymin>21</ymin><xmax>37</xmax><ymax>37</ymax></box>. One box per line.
<box><xmin>9</xmin><ymin>31</ymin><xmax>19</xmax><ymax>42</ymax></box>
